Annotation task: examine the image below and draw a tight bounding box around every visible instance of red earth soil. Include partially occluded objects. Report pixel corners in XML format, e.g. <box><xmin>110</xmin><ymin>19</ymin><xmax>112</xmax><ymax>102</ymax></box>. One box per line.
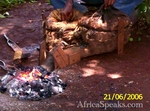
<box><xmin>0</xmin><ymin>0</ymin><xmax>150</xmax><ymax>111</ymax></box>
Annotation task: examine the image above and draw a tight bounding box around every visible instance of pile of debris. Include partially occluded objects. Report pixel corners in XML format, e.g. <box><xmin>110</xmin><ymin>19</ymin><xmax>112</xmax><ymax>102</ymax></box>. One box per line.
<box><xmin>0</xmin><ymin>61</ymin><xmax>66</xmax><ymax>101</ymax></box>
<box><xmin>0</xmin><ymin>34</ymin><xmax>66</xmax><ymax>101</ymax></box>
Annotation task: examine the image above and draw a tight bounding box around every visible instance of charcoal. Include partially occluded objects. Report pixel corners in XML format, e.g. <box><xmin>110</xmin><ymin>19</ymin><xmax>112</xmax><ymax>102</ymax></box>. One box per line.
<box><xmin>18</xmin><ymin>95</ymin><xmax>27</xmax><ymax>101</ymax></box>
<box><xmin>39</xmin><ymin>89</ymin><xmax>51</xmax><ymax>98</ymax></box>
<box><xmin>27</xmin><ymin>96</ymin><xmax>41</xmax><ymax>101</ymax></box>
<box><xmin>22</xmin><ymin>66</ymin><xmax>33</xmax><ymax>72</ymax></box>
<box><xmin>21</xmin><ymin>81</ymin><xmax>29</xmax><ymax>87</ymax></box>
<box><xmin>9</xmin><ymin>79</ymin><xmax>25</xmax><ymax>89</ymax></box>
<box><xmin>50</xmin><ymin>75</ymin><xmax>61</xmax><ymax>85</ymax></box>
<box><xmin>61</xmin><ymin>82</ymin><xmax>67</xmax><ymax>89</ymax></box>
<box><xmin>9</xmin><ymin>88</ymin><xmax>18</xmax><ymax>97</ymax></box>
<box><xmin>0</xmin><ymin>85</ymin><xmax>7</xmax><ymax>93</ymax></box>
<box><xmin>23</xmin><ymin>85</ymin><xmax>32</xmax><ymax>94</ymax></box>
<box><xmin>35</xmin><ymin>65</ymin><xmax>45</xmax><ymax>72</ymax></box>
<box><xmin>30</xmin><ymin>80</ymin><xmax>43</xmax><ymax>92</ymax></box>
<box><xmin>0</xmin><ymin>65</ymin><xmax>67</xmax><ymax>101</ymax></box>
<box><xmin>1</xmin><ymin>74</ymin><xmax>15</xmax><ymax>85</ymax></box>
<box><xmin>50</xmin><ymin>85</ymin><xmax>63</xmax><ymax>94</ymax></box>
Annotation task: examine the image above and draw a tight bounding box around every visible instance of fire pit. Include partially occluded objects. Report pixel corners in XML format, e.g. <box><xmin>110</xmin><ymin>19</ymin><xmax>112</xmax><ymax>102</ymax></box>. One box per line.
<box><xmin>0</xmin><ymin>54</ymin><xmax>66</xmax><ymax>101</ymax></box>
<box><xmin>0</xmin><ymin>34</ymin><xmax>67</xmax><ymax>101</ymax></box>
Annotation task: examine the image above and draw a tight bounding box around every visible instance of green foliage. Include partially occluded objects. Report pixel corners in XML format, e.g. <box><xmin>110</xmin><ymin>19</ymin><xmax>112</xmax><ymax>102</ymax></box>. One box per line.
<box><xmin>137</xmin><ymin>0</ymin><xmax>150</xmax><ymax>24</ymax></box>
<box><xmin>0</xmin><ymin>0</ymin><xmax>37</xmax><ymax>12</ymax></box>
<box><xmin>49</xmin><ymin>0</ymin><xmax>52</xmax><ymax>5</ymax></box>
<box><xmin>0</xmin><ymin>0</ymin><xmax>26</xmax><ymax>12</ymax></box>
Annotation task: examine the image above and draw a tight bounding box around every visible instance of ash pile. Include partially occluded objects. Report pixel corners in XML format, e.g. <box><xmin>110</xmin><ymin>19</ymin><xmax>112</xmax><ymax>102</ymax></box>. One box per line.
<box><xmin>0</xmin><ymin>64</ymin><xmax>67</xmax><ymax>101</ymax></box>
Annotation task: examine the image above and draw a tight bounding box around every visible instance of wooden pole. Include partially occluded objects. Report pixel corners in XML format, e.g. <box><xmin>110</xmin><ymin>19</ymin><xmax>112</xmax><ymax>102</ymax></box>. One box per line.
<box><xmin>118</xmin><ymin>18</ymin><xmax>125</xmax><ymax>55</ymax></box>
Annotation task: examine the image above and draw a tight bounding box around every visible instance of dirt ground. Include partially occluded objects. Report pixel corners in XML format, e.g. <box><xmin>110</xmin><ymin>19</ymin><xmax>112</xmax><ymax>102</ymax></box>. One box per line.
<box><xmin>0</xmin><ymin>0</ymin><xmax>150</xmax><ymax>111</ymax></box>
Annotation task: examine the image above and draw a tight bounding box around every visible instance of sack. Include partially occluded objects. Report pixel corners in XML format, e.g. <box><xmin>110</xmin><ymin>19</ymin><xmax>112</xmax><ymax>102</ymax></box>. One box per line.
<box><xmin>78</xmin><ymin>5</ymin><xmax>131</xmax><ymax>57</ymax></box>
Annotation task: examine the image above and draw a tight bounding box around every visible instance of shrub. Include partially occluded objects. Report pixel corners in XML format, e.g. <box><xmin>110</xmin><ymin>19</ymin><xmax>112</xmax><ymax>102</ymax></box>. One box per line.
<box><xmin>0</xmin><ymin>0</ymin><xmax>37</xmax><ymax>12</ymax></box>
<box><xmin>136</xmin><ymin>0</ymin><xmax>150</xmax><ymax>24</ymax></box>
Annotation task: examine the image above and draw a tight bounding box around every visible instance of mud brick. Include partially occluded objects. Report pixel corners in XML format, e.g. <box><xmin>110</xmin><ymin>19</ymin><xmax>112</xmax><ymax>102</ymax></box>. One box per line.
<box><xmin>64</xmin><ymin>47</ymin><xmax>81</xmax><ymax>65</ymax></box>
<box><xmin>52</xmin><ymin>46</ymin><xmax>68</xmax><ymax>68</ymax></box>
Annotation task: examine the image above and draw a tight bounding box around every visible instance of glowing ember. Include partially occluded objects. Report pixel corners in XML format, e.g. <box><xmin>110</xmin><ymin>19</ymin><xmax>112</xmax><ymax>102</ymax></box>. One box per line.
<box><xmin>0</xmin><ymin>66</ymin><xmax>67</xmax><ymax>100</ymax></box>
<box><xmin>17</xmin><ymin>68</ymin><xmax>43</xmax><ymax>82</ymax></box>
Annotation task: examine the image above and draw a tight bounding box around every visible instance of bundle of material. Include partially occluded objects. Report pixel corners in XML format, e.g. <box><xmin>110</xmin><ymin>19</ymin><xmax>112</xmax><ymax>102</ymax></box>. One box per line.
<box><xmin>43</xmin><ymin>9</ymin><xmax>83</xmax><ymax>51</ymax></box>
<box><xmin>78</xmin><ymin>5</ymin><xmax>131</xmax><ymax>58</ymax></box>
<box><xmin>0</xmin><ymin>65</ymin><xmax>66</xmax><ymax>101</ymax></box>
<box><xmin>43</xmin><ymin>5</ymin><xmax>131</xmax><ymax>59</ymax></box>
